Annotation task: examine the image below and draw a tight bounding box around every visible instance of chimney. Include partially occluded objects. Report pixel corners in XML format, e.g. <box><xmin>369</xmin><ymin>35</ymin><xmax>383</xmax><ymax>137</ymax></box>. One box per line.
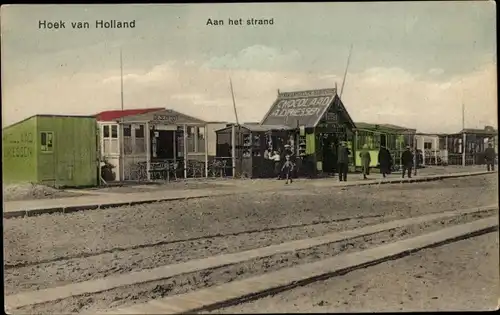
<box><xmin>277</xmin><ymin>89</ymin><xmax>280</xmax><ymax>95</ymax></box>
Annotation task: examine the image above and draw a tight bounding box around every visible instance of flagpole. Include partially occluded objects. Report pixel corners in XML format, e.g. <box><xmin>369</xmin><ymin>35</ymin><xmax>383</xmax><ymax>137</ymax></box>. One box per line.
<box><xmin>340</xmin><ymin>44</ymin><xmax>353</xmax><ymax>99</ymax></box>
<box><xmin>229</xmin><ymin>78</ymin><xmax>239</xmax><ymax>125</ymax></box>
<box><xmin>229</xmin><ymin>77</ymin><xmax>241</xmax><ymax>178</ymax></box>
<box><xmin>119</xmin><ymin>48</ymin><xmax>125</xmax><ymax>181</ymax></box>
<box><xmin>462</xmin><ymin>103</ymin><xmax>466</xmax><ymax>166</ymax></box>
<box><xmin>462</xmin><ymin>103</ymin><xmax>465</xmax><ymax>131</ymax></box>
<box><xmin>120</xmin><ymin>48</ymin><xmax>124</xmax><ymax>112</ymax></box>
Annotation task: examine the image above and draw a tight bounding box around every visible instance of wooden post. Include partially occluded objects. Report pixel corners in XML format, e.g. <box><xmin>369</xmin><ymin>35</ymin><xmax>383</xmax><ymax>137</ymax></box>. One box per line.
<box><xmin>183</xmin><ymin>124</ymin><xmax>188</xmax><ymax>179</ymax></box>
<box><xmin>354</xmin><ymin>130</ymin><xmax>358</xmax><ymax>169</ymax></box>
<box><xmin>173</xmin><ymin>128</ymin><xmax>177</xmax><ymax>163</ymax></box>
<box><xmin>204</xmin><ymin>125</ymin><xmax>209</xmax><ymax>178</ymax></box>
<box><xmin>231</xmin><ymin>124</ymin><xmax>236</xmax><ymax>178</ymax></box>
<box><xmin>462</xmin><ymin>132</ymin><xmax>466</xmax><ymax>166</ymax></box>
<box><xmin>422</xmin><ymin>146</ymin><xmax>426</xmax><ymax>166</ymax></box>
<box><xmin>444</xmin><ymin>135</ymin><xmax>448</xmax><ymax>165</ymax></box>
<box><xmin>119</xmin><ymin>122</ymin><xmax>125</xmax><ymax>181</ymax></box>
<box><xmin>194</xmin><ymin>126</ymin><xmax>199</xmax><ymax>152</ymax></box>
<box><xmin>413</xmin><ymin>134</ymin><xmax>417</xmax><ymax>176</ymax></box>
<box><xmin>434</xmin><ymin>137</ymin><xmax>438</xmax><ymax>165</ymax></box>
<box><xmin>145</xmin><ymin>122</ymin><xmax>151</xmax><ymax>181</ymax></box>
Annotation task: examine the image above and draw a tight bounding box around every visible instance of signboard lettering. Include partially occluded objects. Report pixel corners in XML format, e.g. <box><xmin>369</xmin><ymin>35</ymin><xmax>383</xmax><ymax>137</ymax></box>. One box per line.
<box><xmin>326</xmin><ymin>112</ymin><xmax>338</xmax><ymax>122</ymax></box>
<box><xmin>3</xmin><ymin>132</ymin><xmax>35</xmax><ymax>159</ymax></box>
<box><xmin>270</xmin><ymin>96</ymin><xmax>333</xmax><ymax>118</ymax></box>
<box><xmin>317</xmin><ymin>123</ymin><xmax>346</xmax><ymax>133</ymax></box>
<box><xmin>153</xmin><ymin>114</ymin><xmax>178</xmax><ymax>123</ymax></box>
<box><xmin>4</xmin><ymin>146</ymin><xmax>33</xmax><ymax>158</ymax></box>
<box><xmin>279</xmin><ymin>89</ymin><xmax>336</xmax><ymax>99</ymax></box>
<box><xmin>3</xmin><ymin>132</ymin><xmax>34</xmax><ymax>144</ymax></box>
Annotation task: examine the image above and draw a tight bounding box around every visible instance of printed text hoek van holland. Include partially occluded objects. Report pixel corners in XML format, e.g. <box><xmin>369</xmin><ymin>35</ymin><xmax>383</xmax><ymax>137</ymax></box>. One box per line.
<box><xmin>38</xmin><ymin>20</ymin><xmax>136</xmax><ymax>29</ymax></box>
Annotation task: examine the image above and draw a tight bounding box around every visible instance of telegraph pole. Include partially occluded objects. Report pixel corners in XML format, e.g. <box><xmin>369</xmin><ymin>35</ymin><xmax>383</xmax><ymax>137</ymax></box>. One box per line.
<box><xmin>120</xmin><ymin>48</ymin><xmax>124</xmax><ymax>111</ymax></box>
<box><xmin>340</xmin><ymin>44</ymin><xmax>353</xmax><ymax>99</ymax></box>
<box><xmin>462</xmin><ymin>103</ymin><xmax>466</xmax><ymax>166</ymax></box>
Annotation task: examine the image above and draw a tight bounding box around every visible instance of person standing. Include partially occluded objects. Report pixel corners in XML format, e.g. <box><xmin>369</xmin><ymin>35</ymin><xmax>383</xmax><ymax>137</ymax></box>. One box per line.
<box><xmin>270</xmin><ymin>150</ymin><xmax>281</xmax><ymax>179</ymax></box>
<box><xmin>401</xmin><ymin>146</ymin><xmax>414</xmax><ymax>178</ymax></box>
<box><xmin>378</xmin><ymin>145</ymin><xmax>392</xmax><ymax>178</ymax></box>
<box><xmin>281</xmin><ymin>155</ymin><xmax>294</xmax><ymax>184</ymax></box>
<box><xmin>484</xmin><ymin>143</ymin><xmax>496</xmax><ymax>171</ymax></box>
<box><xmin>360</xmin><ymin>144</ymin><xmax>371</xmax><ymax>180</ymax></box>
<box><xmin>337</xmin><ymin>141</ymin><xmax>350</xmax><ymax>181</ymax></box>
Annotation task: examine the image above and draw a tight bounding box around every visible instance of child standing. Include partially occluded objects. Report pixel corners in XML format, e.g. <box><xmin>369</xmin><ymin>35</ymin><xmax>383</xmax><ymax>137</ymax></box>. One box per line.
<box><xmin>281</xmin><ymin>155</ymin><xmax>294</xmax><ymax>184</ymax></box>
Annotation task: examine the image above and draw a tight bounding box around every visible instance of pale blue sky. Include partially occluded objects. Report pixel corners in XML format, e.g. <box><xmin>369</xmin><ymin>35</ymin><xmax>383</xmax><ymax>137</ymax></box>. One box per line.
<box><xmin>1</xmin><ymin>2</ymin><xmax>497</xmax><ymax>132</ymax></box>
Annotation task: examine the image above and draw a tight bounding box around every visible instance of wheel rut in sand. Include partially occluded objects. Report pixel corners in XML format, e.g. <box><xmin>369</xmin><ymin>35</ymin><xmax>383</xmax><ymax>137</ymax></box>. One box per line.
<box><xmin>7</xmin><ymin>206</ymin><xmax>497</xmax><ymax>314</ymax></box>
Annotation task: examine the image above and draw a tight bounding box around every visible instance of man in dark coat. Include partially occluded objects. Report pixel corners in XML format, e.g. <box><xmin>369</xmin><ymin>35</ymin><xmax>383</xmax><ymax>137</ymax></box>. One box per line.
<box><xmin>378</xmin><ymin>145</ymin><xmax>392</xmax><ymax>178</ymax></box>
<box><xmin>484</xmin><ymin>143</ymin><xmax>496</xmax><ymax>171</ymax></box>
<box><xmin>337</xmin><ymin>141</ymin><xmax>350</xmax><ymax>182</ymax></box>
<box><xmin>401</xmin><ymin>146</ymin><xmax>414</xmax><ymax>178</ymax></box>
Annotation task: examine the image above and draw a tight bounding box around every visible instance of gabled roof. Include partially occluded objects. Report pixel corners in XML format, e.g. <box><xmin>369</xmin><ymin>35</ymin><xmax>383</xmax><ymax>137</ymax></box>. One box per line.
<box><xmin>95</xmin><ymin>108</ymin><xmax>164</xmax><ymax>121</ymax></box>
<box><xmin>117</xmin><ymin>108</ymin><xmax>206</xmax><ymax>124</ymax></box>
<box><xmin>355</xmin><ymin>122</ymin><xmax>416</xmax><ymax>133</ymax></box>
<box><xmin>216</xmin><ymin>123</ymin><xmax>294</xmax><ymax>133</ymax></box>
<box><xmin>260</xmin><ymin>88</ymin><xmax>355</xmax><ymax>129</ymax></box>
<box><xmin>459</xmin><ymin>128</ymin><xmax>498</xmax><ymax>136</ymax></box>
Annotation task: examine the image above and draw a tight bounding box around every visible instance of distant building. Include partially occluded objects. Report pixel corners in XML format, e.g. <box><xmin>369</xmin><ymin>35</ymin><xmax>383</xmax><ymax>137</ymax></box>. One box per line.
<box><xmin>414</xmin><ymin>133</ymin><xmax>441</xmax><ymax>165</ymax></box>
<box><xmin>441</xmin><ymin>126</ymin><xmax>498</xmax><ymax>166</ymax></box>
<box><xmin>95</xmin><ymin>108</ymin><xmax>227</xmax><ymax>181</ymax></box>
<box><xmin>3</xmin><ymin>115</ymin><xmax>98</xmax><ymax>187</ymax></box>
<box><xmin>95</xmin><ymin>108</ymin><xmax>165</xmax><ymax>181</ymax></box>
<box><xmin>353</xmin><ymin>122</ymin><xmax>416</xmax><ymax>168</ymax></box>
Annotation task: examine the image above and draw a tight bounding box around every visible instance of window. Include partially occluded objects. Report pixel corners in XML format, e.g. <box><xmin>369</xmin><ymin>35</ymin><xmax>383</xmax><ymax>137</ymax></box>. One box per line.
<box><xmin>135</xmin><ymin>125</ymin><xmax>144</xmax><ymax>138</ymax></box>
<box><xmin>123</xmin><ymin>124</ymin><xmax>132</xmax><ymax>154</ymax></box>
<box><xmin>134</xmin><ymin>125</ymin><xmax>145</xmax><ymax>154</ymax></box>
<box><xmin>123</xmin><ymin>125</ymin><xmax>131</xmax><ymax>137</ymax></box>
<box><xmin>424</xmin><ymin>142</ymin><xmax>432</xmax><ymax>150</ymax></box>
<box><xmin>186</xmin><ymin>126</ymin><xmax>206</xmax><ymax>153</ymax></box>
<box><xmin>198</xmin><ymin>127</ymin><xmax>206</xmax><ymax>152</ymax></box>
<box><xmin>111</xmin><ymin>125</ymin><xmax>118</xmax><ymax>138</ymax></box>
<box><xmin>102</xmin><ymin>124</ymin><xmax>119</xmax><ymax>155</ymax></box>
<box><xmin>103</xmin><ymin>125</ymin><xmax>110</xmax><ymax>138</ymax></box>
<box><xmin>40</xmin><ymin>131</ymin><xmax>54</xmax><ymax>153</ymax></box>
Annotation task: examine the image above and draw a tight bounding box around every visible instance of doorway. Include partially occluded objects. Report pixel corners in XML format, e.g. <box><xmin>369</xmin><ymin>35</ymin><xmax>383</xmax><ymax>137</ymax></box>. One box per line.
<box><xmin>321</xmin><ymin>133</ymin><xmax>339</xmax><ymax>174</ymax></box>
<box><xmin>151</xmin><ymin>130</ymin><xmax>174</xmax><ymax>160</ymax></box>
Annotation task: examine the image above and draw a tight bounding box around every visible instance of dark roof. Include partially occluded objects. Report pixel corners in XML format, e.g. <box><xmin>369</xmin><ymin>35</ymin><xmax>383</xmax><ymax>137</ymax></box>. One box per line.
<box><xmin>95</xmin><ymin>108</ymin><xmax>164</xmax><ymax>121</ymax></box>
<box><xmin>117</xmin><ymin>108</ymin><xmax>206</xmax><ymax>124</ymax></box>
<box><xmin>216</xmin><ymin>123</ymin><xmax>294</xmax><ymax>133</ymax></box>
<box><xmin>260</xmin><ymin>88</ymin><xmax>356</xmax><ymax>129</ymax></box>
<box><xmin>355</xmin><ymin>122</ymin><xmax>416</xmax><ymax>133</ymax></box>
<box><xmin>459</xmin><ymin>128</ymin><xmax>498</xmax><ymax>136</ymax></box>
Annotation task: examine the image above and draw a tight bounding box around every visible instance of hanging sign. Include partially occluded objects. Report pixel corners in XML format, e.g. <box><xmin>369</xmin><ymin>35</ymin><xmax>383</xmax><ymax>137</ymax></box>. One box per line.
<box><xmin>299</xmin><ymin>125</ymin><xmax>306</xmax><ymax>136</ymax></box>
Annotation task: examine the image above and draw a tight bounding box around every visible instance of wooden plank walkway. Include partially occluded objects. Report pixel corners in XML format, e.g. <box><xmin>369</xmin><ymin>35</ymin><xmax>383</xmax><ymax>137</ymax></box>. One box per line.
<box><xmin>5</xmin><ymin>204</ymin><xmax>497</xmax><ymax>310</ymax></box>
<box><xmin>101</xmin><ymin>217</ymin><xmax>498</xmax><ymax>314</ymax></box>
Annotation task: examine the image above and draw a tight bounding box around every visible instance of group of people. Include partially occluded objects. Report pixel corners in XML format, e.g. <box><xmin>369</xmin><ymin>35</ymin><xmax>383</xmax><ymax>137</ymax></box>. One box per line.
<box><xmin>359</xmin><ymin>144</ymin><xmax>415</xmax><ymax>180</ymax></box>
<box><xmin>267</xmin><ymin>141</ymin><xmax>496</xmax><ymax>184</ymax></box>
<box><xmin>264</xmin><ymin>144</ymin><xmax>295</xmax><ymax>184</ymax></box>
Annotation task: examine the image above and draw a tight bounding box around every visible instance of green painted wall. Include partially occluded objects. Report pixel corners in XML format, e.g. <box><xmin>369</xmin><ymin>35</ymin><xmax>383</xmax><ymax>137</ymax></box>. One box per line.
<box><xmin>355</xmin><ymin>150</ymin><xmax>379</xmax><ymax>167</ymax></box>
<box><xmin>36</xmin><ymin>116</ymin><xmax>98</xmax><ymax>187</ymax></box>
<box><xmin>2</xmin><ymin>117</ymin><xmax>38</xmax><ymax>183</ymax></box>
<box><xmin>305</xmin><ymin>132</ymin><xmax>315</xmax><ymax>155</ymax></box>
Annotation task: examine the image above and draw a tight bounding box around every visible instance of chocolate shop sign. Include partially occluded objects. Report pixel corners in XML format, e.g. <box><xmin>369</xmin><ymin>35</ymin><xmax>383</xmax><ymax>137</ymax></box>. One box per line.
<box><xmin>270</xmin><ymin>96</ymin><xmax>333</xmax><ymax>117</ymax></box>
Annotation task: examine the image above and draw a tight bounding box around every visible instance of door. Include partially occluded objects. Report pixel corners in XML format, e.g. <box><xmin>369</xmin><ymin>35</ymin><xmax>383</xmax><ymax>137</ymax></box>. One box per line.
<box><xmin>151</xmin><ymin>130</ymin><xmax>174</xmax><ymax>160</ymax></box>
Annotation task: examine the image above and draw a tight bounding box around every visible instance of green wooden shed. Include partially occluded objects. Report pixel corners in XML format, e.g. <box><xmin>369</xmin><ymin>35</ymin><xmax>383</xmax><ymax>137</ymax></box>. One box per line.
<box><xmin>2</xmin><ymin>115</ymin><xmax>99</xmax><ymax>187</ymax></box>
